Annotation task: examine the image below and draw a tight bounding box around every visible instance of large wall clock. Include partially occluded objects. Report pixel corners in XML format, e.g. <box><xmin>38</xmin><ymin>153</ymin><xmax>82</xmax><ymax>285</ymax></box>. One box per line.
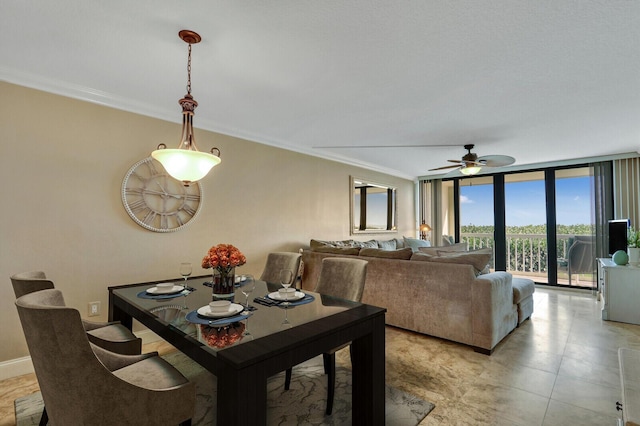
<box><xmin>121</xmin><ymin>157</ymin><xmax>202</xmax><ymax>232</ymax></box>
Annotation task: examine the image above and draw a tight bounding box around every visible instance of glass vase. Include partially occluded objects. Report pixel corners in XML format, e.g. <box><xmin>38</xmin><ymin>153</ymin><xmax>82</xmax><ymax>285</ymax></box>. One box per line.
<box><xmin>212</xmin><ymin>267</ymin><xmax>236</xmax><ymax>301</ymax></box>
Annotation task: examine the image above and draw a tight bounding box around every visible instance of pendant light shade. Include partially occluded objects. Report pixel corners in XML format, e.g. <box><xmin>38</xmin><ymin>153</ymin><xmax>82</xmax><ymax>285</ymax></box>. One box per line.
<box><xmin>152</xmin><ymin>30</ymin><xmax>220</xmax><ymax>186</ymax></box>
<box><xmin>152</xmin><ymin>148</ymin><xmax>220</xmax><ymax>183</ymax></box>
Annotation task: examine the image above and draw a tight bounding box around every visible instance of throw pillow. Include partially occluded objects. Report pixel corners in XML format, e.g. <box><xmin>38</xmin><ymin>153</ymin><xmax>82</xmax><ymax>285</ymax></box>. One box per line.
<box><xmin>376</xmin><ymin>239</ymin><xmax>397</xmax><ymax>250</ymax></box>
<box><xmin>352</xmin><ymin>240</ymin><xmax>379</xmax><ymax>248</ymax></box>
<box><xmin>410</xmin><ymin>248</ymin><xmax>493</xmax><ymax>275</ymax></box>
<box><xmin>359</xmin><ymin>247</ymin><xmax>413</xmax><ymax>260</ymax></box>
<box><xmin>418</xmin><ymin>242</ymin><xmax>468</xmax><ymax>256</ymax></box>
<box><xmin>313</xmin><ymin>246</ymin><xmax>361</xmax><ymax>255</ymax></box>
<box><xmin>310</xmin><ymin>239</ymin><xmax>356</xmax><ymax>251</ymax></box>
<box><xmin>410</xmin><ymin>252</ymin><xmax>434</xmax><ymax>262</ymax></box>
<box><xmin>403</xmin><ymin>236</ymin><xmax>431</xmax><ymax>252</ymax></box>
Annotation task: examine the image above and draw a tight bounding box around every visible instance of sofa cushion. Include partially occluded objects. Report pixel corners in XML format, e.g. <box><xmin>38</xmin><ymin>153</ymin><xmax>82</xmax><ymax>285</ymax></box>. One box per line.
<box><xmin>403</xmin><ymin>236</ymin><xmax>431</xmax><ymax>252</ymax></box>
<box><xmin>376</xmin><ymin>239</ymin><xmax>397</xmax><ymax>250</ymax></box>
<box><xmin>313</xmin><ymin>246</ymin><xmax>361</xmax><ymax>255</ymax></box>
<box><xmin>512</xmin><ymin>278</ymin><xmax>535</xmax><ymax>304</ymax></box>
<box><xmin>352</xmin><ymin>240</ymin><xmax>379</xmax><ymax>248</ymax></box>
<box><xmin>310</xmin><ymin>239</ymin><xmax>357</xmax><ymax>250</ymax></box>
<box><xmin>359</xmin><ymin>247</ymin><xmax>413</xmax><ymax>260</ymax></box>
<box><xmin>411</xmin><ymin>248</ymin><xmax>493</xmax><ymax>275</ymax></box>
<box><xmin>418</xmin><ymin>242</ymin><xmax>468</xmax><ymax>255</ymax></box>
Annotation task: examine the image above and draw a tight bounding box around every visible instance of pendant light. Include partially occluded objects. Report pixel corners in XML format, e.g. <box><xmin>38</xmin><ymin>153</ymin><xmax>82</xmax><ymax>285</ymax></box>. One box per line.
<box><xmin>152</xmin><ymin>30</ymin><xmax>221</xmax><ymax>186</ymax></box>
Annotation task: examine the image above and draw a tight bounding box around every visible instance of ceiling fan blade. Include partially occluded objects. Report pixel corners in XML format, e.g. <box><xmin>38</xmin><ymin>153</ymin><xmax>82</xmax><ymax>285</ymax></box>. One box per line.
<box><xmin>447</xmin><ymin>159</ymin><xmax>463</xmax><ymax>163</ymax></box>
<box><xmin>478</xmin><ymin>155</ymin><xmax>516</xmax><ymax>167</ymax></box>
<box><xmin>428</xmin><ymin>164</ymin><xmax>462</xmax><ymax>171</ymax></box>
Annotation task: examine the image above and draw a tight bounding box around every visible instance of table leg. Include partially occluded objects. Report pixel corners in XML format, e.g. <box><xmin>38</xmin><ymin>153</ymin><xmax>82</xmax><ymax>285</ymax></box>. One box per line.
<box><xmin>351</xmin><ymin>314</ymin><xmax>385</xmax><ymax>425</ymax></box>
<box><xmin>108</xmin><ymin>292</ymin><xmax>133</xmax><ymax>330</ymax></box>
<box><xmin>216</xmin><ymin>360</ymin><xmax>267</xmax><ymax>425</ymax></box>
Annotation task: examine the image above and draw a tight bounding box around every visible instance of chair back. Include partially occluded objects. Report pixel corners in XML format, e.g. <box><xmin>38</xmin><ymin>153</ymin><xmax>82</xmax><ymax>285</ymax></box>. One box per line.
<box><xmin>568</xmin><ymin>235</ymin><xmax>596</xmax><ymax>274</ymax></box>
<box><xmin>315</xmin><ymin>257</ymin><xmax>368</xmax><ymax>302</ymax></box>
<box><xmin>10</xmin><ymin>271</ymin><xmax>54</xmax><ymax>298</ymax></box>
<box><xmin>15</xmin><ymin>289</ymin><xmax>113</xmax><ymax>423</ymax></box>
<box><xmin>260</xmin><ymin>252</ymin><xmax>302</xmax><ymax>284</ymax></box>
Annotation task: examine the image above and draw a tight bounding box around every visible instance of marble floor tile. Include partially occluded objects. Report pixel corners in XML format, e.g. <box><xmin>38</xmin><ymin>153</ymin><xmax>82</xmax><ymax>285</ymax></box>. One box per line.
<box><xmin>478</xmin><ymin>361</ymin><xmax>557</xmax><ymax>398</ymax></box>
<box><xmin>461</xmin><ymin>382</ymin><xmax>549</xmax><ymax>425</ymax></box>
<box><xmin>557</xmin><ymin>355</ymin><xmax>622</xmax><ymax>390</ymax></box>
<box><xmin>542</xmin><ymin>399</ymin><xmax>619</xmax><ymax>426</ymax></box>
<box><xmin>550</xmin><ymin>374</ymin><xmax>620</xmax><ymax>417</ymax></box>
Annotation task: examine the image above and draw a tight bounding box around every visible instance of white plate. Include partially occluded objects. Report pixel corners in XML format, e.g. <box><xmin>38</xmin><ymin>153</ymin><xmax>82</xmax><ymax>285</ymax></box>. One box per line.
<box><xmin>197</xmin><ymin>303</ymin><xmax>244</xmax><ymax>318</ymax></box>
<box><xmin>146</xmin><ymin>284</ymin><xmax>185</xmax><ymax>295</ymax></box>
<box><xmin>268</xmin><ymin>291</ymin><xmax>305</xmax><ymax>302</ymax></box>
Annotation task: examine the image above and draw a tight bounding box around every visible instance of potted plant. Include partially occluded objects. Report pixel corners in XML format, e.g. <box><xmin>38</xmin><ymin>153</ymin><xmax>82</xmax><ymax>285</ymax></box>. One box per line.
<box><xmin>628</xmin><ymin>227</ymin><xmax>640</xmax><ymax>266</ymax></box>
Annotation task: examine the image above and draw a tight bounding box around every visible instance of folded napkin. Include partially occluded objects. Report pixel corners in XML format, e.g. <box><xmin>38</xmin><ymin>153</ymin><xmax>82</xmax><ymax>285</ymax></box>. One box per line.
<box><xmin>254</xmin><ymin>294</ymin><xmax>315</xmax><ymax>308</ymax></box>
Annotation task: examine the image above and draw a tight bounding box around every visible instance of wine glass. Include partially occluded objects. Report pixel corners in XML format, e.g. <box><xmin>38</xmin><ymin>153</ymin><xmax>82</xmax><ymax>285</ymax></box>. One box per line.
<box><xmin>240</xmin><ymin>275</ymin><xmax>256</xmax><ymax>313</ymax></box>
<box><xmin>279</xmin><ymin>269</ymin><xmax>294</xmax><ymax>306</ymax></box>
<box><xmin>281</xmin><ymin>307</ymin><xmax>292</xmax><ymax>329</ymax></box>
<box><xmin>179</xmin><ymin>262</ymin><xmax>192</xmax><ymax>289</ymax></box>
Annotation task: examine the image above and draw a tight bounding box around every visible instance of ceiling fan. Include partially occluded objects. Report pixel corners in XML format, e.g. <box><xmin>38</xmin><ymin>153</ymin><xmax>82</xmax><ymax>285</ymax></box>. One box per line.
<box><xmin>428</xmin><ymin>144</ymin><xmax>515</xmax><ymax>176</ymax></box>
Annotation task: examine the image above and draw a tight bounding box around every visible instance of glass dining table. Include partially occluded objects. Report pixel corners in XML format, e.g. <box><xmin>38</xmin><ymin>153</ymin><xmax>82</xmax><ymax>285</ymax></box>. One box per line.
<box><xmin>108</xmin><ymin>275</ymin><xmax>386</xmax><ymax>425</ymax></box>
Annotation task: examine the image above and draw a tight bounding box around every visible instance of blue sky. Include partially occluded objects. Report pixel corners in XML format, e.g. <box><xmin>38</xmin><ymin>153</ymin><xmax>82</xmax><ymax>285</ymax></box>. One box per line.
<box><xmin>460</xmin><ymin>176</ymin><xmax>593</xmax><ymax>226</ymax></box>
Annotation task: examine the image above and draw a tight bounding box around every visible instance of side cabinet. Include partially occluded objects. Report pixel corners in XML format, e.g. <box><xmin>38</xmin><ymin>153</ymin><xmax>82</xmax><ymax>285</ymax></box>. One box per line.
<box><xmin>599</xmin><ymin>258</ymin><xmax>640</xmax><ymax>325</ymax></box>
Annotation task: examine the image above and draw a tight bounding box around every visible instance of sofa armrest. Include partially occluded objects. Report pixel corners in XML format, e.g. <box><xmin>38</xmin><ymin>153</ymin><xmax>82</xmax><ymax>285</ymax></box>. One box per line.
<box><xmin>471</xmin><ymin>272</ymin><xmax>517</xmax><ymax>351</ymax></box>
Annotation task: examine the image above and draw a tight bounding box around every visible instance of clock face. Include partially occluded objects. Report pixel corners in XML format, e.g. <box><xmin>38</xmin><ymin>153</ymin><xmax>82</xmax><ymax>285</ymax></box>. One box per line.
<box><xmin>122</xmin><ymin>157</ymin><xmax>202</xmax><ymax>232</ymax></box>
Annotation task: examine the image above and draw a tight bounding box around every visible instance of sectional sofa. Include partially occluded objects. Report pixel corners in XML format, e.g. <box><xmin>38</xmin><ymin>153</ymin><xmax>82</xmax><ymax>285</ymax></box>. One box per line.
<box><xmin>301</xmin><ymin>238</ymin><xmax>527</xmax><ymax>354</ymax></box>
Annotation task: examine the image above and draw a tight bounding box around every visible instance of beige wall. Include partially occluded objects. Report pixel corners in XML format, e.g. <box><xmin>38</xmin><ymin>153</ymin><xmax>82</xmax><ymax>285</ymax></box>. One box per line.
<box><xmin>0</xmin><ymin>82</ymin><xmax>415</xmax><ymax>362</ymax></box>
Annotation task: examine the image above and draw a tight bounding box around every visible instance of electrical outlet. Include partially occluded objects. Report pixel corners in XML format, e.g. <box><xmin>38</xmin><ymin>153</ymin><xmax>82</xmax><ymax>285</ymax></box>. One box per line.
<box><xmin>89</xmin><ymin>301</ymin><xmax>101</xmax><ymax>317</ymax></box>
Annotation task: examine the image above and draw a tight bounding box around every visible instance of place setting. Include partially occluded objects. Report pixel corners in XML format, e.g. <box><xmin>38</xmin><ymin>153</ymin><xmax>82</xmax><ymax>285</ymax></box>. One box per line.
<box><xmin>254</xmin><ymin>269</ymin><xmax>315</xmax><ymax>308</ymax></box>
<box><xmin>136</xmin><ymin>262</ymin><xmax>197</xmax><ymax>300</ymax></box>
<box><xmin>186</xmin><ymin>275</ymin><xmax>256</xmax><ymax>326</ymax></box>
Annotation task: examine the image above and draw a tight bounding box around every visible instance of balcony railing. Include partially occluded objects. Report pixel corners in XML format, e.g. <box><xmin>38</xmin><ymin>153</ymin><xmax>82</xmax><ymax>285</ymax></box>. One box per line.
<box><xmin>461</xmin><ymin>233</ymin><xmax>596</xmax><ymax>287</ymax></box>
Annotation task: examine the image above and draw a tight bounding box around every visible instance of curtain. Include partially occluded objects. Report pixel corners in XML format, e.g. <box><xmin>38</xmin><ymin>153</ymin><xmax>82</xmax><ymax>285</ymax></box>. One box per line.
<box><xmin>591</xmin><ymin>161</ymin><xmax>613</xmax><ymax>259</ymax></box>
<box><xmin>613</xmin><ymin>157</ymin><xmax>640</xmax><ymax>229</ymax></box>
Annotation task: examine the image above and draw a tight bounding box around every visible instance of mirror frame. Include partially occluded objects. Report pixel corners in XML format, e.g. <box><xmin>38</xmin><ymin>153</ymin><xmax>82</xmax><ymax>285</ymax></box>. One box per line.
<box><xmin>350</xmin><ymin>176</ymin><xmax>398</xmax><ymax>235</ymax></box>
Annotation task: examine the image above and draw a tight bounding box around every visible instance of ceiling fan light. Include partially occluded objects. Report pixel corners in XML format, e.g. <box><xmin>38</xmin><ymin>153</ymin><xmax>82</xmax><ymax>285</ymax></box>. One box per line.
<box><xmin>460</xmin><ymin>165</ymin><xmax>482</xmax><ymax>176</ymax></box>
<box><xmin>151</xmin><ymin>148</ymin><xmax>221</xmax><ymax>184</ymax></box>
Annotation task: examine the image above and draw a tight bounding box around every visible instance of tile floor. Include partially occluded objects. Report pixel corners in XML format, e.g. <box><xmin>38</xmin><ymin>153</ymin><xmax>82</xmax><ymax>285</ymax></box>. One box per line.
<box><xmin>1</xmin><ymin>286</ymin><xmax>635</xmax><ymax>425</ymax></box>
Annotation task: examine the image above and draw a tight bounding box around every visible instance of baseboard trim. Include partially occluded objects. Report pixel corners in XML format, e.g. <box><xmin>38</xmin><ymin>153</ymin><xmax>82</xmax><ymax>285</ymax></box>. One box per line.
<box><xmin>0</xmin><ymin>330</ymin><xmax>161</xmax><ymax>380</ymax></box>
<box><xmin>0</xmin><ymin>356</ymin><xmax>34</xmax><ymax>381</ymax></box>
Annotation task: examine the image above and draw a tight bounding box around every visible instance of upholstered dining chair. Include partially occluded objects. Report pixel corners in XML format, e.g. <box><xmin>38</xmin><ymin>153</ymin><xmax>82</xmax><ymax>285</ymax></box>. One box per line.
<box><xmin>259</xmin><ymin>252</ymin><xmax>302</xmax><ymax>287</ymax></box>
<box><xmin>15</xmin><ymin>288</ymin><xmax>195</xmax><ymax>426</ymax></box>
<box><xmin>284</xmin><ymin>257</ymin><xmax>368</xmax><ymax>415</ymax></box>
<box><xmin>10</xmin><ymin>271</ymin><xmax>142</xmax><ymax>355</ymax></box>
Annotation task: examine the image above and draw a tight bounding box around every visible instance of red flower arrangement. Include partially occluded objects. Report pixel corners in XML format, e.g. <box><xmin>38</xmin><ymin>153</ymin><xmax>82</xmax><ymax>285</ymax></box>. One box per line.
<box><xmin>201</xmin><ymin>244</ymin><xmax>246</xmax><ymax>271</ymax></box>
<box><xmin>199</xmin><ymin>323</ymin><xmax>245</xmax><ymax>348</ymax></box>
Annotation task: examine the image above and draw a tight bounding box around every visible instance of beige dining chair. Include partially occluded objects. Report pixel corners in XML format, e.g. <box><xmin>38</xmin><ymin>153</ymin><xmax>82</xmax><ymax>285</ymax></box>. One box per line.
<box><xmin>259</xmin><ymin>252</ymin><xmax>302</xmax><ymax>287</ymax></box>
<box><xmin>10</xmin><ymin>271</ymin><xmax>142</xmax><ymax>355</ymax></box>
<box><xmin>284</xmin><ymin>257</ymin><xmax>368</xmax><ymax>415</ymax></box>
<box><xmin>15</xmin><ymin>288</ymin><xmax>196</xmax><ymax>426</ymax></box>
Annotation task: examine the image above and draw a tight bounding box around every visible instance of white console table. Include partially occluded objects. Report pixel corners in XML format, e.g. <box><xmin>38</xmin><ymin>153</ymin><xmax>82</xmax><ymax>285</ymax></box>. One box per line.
<box><xmin>598</xmin><ymin>258</ymin><xmax>640</xmax><ymax>325</ymax></box>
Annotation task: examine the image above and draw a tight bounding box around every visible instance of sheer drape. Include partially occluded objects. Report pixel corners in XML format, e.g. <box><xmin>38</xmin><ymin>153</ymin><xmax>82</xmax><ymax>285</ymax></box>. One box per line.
<box><xmin>613</xmin><ymin>157</ymin><xmax>640</xmax><ymax>229</ymax></box>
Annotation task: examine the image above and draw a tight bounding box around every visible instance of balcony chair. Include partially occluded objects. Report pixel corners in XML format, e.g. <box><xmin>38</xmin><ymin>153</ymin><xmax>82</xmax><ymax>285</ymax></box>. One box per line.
<box><xmin>565</xmin><ymin>235</ymin><xmax>596</xmax><ymax>285</ymax></box>
<box><xmin>259</xmin><ymin>252</ymin><xmax>302</xmax><ymax>288</ymax></box>
<box><xmin>15</xmin><ymin>288</ymin><xmax>195</xmax><ymax>426</ymax></box>
<box><xmin>284</xmin><ymin>257</ymin><xmax>368</xmax><ymax>415</ymax></box>
<box><xmin>10</xmin><ymin>271</ymin><xmax>142</xmax><ymax>355</ymax></box>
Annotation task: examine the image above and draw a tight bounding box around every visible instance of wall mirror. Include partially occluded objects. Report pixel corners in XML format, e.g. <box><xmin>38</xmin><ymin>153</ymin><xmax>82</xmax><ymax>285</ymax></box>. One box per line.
<box><xmin>350</xmin><ymin>176</ymin><xmax>398</xmax><ymax>234</ymax></box>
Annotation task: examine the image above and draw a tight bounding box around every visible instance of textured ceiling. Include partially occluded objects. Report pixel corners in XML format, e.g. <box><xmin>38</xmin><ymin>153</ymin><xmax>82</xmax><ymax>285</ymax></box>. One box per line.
<box><xmin>2</xmin><ymin>1</ymin><xmax>639</xmax><ymax>180</ymax></box>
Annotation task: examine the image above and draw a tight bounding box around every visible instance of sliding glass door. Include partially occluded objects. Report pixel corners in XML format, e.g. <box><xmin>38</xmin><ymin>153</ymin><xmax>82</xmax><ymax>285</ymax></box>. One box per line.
<box><xmin>504</xmin><ymin>172</ymin><xmax>548</xmax><ymax>282</ymax></box>
<box><xmin>554</xmin><ymin>168</ymin><xmax>596</xmax><ymax>288</ymax></box>
<box><xmin>432</xmin><ymin>165</ymin><xmax>597</xmax><ymax>288</ymax></box>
